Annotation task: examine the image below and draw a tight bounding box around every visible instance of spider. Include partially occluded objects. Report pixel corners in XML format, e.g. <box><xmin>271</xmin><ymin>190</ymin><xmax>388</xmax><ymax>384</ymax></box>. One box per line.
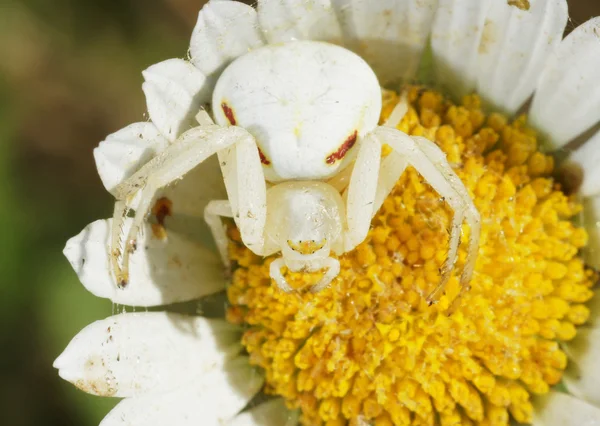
<box><xmin>110</xmin><ymin>40</ymin><xmax>480</xmax><ymax>303</ymax></box>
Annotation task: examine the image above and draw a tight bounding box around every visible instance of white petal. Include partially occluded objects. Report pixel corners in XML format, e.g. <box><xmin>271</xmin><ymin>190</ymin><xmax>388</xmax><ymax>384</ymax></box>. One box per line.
<box><xmin>54</xmin><ymin>312</ymin><xmax>242</xmax><ymax>397</ymax></box>
<box><xmin>257</xmin><ymin>0</ymin><xmax>342</xmax><ymax>44</ymax></box>
<box><xmin>530</xmin><ymin>17</ymin><xmax>600</xmax><ymax>149</ymax></box>
<box><xmin>585</xmin><ymin>291</ymin><xmax>600</xmax><ymax>330</ymax></box>
<box><xmin>430</xmin><ymin>0</ymin><xmax>491</xmax><ymax>97</ymax></box>
<box><xmin>101</xmin><ymin>357</ymin><xmax>263</xmax><ymax>426</ymax></box>
<box><xmin>94</xmin><ymin>123</ymin><xmax>169</xmax><ymax>195</ymax></box>
<box><xmin>190</xmin><ymin>0</ymin><xmax>265</xmax><ymax>77</ymax></box>
<box><xmin>154</xmin><ymin>155</ymin><xmax>228</xmax><ymax>246</ymax></box>
<box><xmin>475</xmin><ymin>0</ymin><xmax>568</xmax><ymax>114</ymax></box>
<box><xmin>332</xmin><ymin>0</ymin><xmax>438</xmax><ymax>85</ymax></box>
<box><xmin>63</xmin><ymin>217</ymin><xmax>226</xmax><ymax>307</ymax></box>
<box><xmin>583</xmin><ymin>194</ymin><xmax>600</xmax><ymax>271</ymax></box>
<box><xmin>562</xmin><ymin>327</ymin><xmax>600</xmax><ymax>408</ymax></box>
<box><xmin>229</xmin><ymin>399</ymin><xmax>299</xmax><ymax>426</ymax></box>
<box><xmin>532</xmin><ymin>391</ymin><xmax>600</xmax><ymax>426</ymax></box>
<box><xmin>564</xmin><ymin>130</ymin><xmax>600</xmax><ymax>197</ymax></box>
<box><xmin>142</xmin><ymin>59</ymin><xmax>211</xmax><ymax>142</ymax></box>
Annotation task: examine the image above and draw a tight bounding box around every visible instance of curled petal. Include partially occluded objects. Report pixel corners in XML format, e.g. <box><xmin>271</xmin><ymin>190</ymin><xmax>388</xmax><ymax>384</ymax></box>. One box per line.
<box><xmin>100</xmin><ymin>357</ymin><xmax>263</xmax><ymax>426</ymax></box>
<box><xmin>142</xmin><ymin>58</ymin><xmax>211</xmax><ymax>142</ymax></box>
<box><xmin>582</xmin><ymin>195</ymin><xmax>600</xmax><ymax>271</ymax></box>
<box><xmin>94</xmin><ymin>123</ymin><xmax>168</xmax><ymax>195</ymax></box>
<box><xmin>562</xmin><ymin>327</ymin><xmax>600</xmax><ymax>408</ymax></box>
<box><xmin>332</xmin><ymin>0</ymin><xmax>438</xmax><ymax>85</ymax></box>
<box><xmin>257</xmin><ymin>0</ymin><xmax>342</xmax><ymax>44</ymax></box>
<box><xmin>190</xmin><ymin>0</ymin><xmax>265</xmax><ymax>77</ymax></box>
<box><xmin>54</xmin><ymin>312</ymin><xmax>242</xmax><ymax>397</ymax></box>
<box><xmin>229</xmin><ymin>399</ymin><xmax>299</xmax><ymax>426</ymax></box>
<box><xmin>532</xmin><ymin>391</ymin><xmax>600</xmax><ymax>425</ymax></box>
<box><xmin>64</xmin><ymin>217</ymin><xmax>226</xmax><ymax>307</ymax></box>
<box><xmin>431</xmin><ymin>0</ymin><xmax>491</xmax><ymax>97</ymax></box>
<box><xmin>564</xmin><ymin>130</ymin><xmax>600</xmax><ymax>197</ymax></box>
<box><xmin>530</xmin><ymin>17</ymin><xmax>600</xmax><ymax>149</ymax></box>
<box><xmin>475</xmin><ymin>0</ymin><xmax>568</xmax><ymax>114</ymax></box>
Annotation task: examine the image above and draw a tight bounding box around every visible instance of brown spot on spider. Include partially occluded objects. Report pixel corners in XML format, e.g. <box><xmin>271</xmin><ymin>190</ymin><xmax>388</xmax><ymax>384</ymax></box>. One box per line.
<box><xmin>116</xmin><ymin>274</ymin><xmax>128</xmax><ymax>289</ymax></box>
<box><xmin>507</xmin><ymin>0</ymin><xmax>530</xmax><ymax>10</ymax></box>
<box><xmin>257</xmin><ymin>146</ymin><xmax>271</xmax><ymax>165</ymax></box>
<box><xmin>151</xmin><ymin>197</ymin><xmax>173</xmax><ymax>240</ymax></box>
<box><xmin>325</xmin><ymin>131</ymin><xmax>358</xmax><ymax>165</ymax></box>
<box><xmin>221</xmin><ymin>102</ymin><xmax>237</xmax><ymax>125</ymax></box>
<box><xmin>127</xmin><ymin>239</ymin><xmax>137</xmax><ymax>253</ymax></box>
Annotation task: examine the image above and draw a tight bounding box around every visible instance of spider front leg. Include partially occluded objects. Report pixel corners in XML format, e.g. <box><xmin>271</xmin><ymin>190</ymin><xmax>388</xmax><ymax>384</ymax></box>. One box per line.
<box><xmin>372</xmin><ymin>127</ymin><xmax>480</xmax><ymax>306</ymax></box>
<box><xmin>204</xmin><ymin>195</ymin><xmax>268</xmax><ymax>275</ymax></box>
<box><xmin>110</xmin><ymin>200</ymin><xmax>129</xmax><ymax>286</ymax></box>
<box><xmin>216</xmin><ymin>137</ymin><xmax>267</xmax><ymax>254</ymax></box>
<box><xmin>110</xmin><ymin>125</ymin><xmax>259</xmax><ymax>287</ymax></box>
<box><xmin>199</xmin><ymin>107</ymin><xmax>268</xmax><ymax>260</ymax></box>
<box><xmin>341</xmin><ymin>133</ymin><xmax>408</xmax><ymax>253</ymax></box>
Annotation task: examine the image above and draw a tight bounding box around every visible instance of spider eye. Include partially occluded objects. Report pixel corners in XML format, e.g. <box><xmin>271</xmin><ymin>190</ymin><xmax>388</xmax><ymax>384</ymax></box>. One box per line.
<box><xmin>325</xmin><ymin>131</ymin><xmax>358</xmax><ymax>165</ymax></box>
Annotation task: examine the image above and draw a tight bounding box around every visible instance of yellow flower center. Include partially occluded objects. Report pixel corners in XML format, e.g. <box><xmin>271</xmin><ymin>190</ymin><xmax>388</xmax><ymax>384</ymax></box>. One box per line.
<box><xmin>225</xmin><ymin>87</ymin><xmax>596</xmax><ymax>426</ymax></box>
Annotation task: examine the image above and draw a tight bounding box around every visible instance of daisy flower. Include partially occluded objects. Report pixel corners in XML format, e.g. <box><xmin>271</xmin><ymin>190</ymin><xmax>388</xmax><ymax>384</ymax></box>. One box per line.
<box><xmin>56</xmin><ymin>0</ymin><xmax>600</xmax><ymax>425</ymax></box>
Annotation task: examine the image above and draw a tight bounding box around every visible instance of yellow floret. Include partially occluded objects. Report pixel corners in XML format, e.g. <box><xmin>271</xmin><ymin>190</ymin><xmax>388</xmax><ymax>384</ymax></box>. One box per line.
<box><xmin>226</xmin><ymin>88</ymin><xmax>597</xmax><ymax>426</ymax></box>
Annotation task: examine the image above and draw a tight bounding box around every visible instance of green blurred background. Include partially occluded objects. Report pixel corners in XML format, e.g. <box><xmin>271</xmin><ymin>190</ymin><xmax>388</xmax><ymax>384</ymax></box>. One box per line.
<box><xmin>0</xmin><ymin>1</ymin><xmax>598</xmax><ymax>425</ymax></box>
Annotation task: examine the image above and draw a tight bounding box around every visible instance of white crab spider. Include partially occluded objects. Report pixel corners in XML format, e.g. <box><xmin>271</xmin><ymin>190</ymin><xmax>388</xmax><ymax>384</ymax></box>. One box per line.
<box><xmin>111</xmin><ymin>40</ymin><xmax>480</xmax><ymax>302</ymax></box>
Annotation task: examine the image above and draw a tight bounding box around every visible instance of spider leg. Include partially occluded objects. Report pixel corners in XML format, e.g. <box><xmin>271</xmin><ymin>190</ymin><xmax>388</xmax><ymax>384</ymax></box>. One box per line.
<box><xmin>204</xmin><ymin>200</ymin><xmax>233</xmax><ymax>270</ymax></box>
<box><xmin>196</xmin><ymin>108</ymin><xmax>268</xmax><ymax>255</ymax></box>
<box><xmin>269</xmin><ymin>258</ymin><xmax>294</xmax><ymax>293</ymax></box>
<box><xmin>111</xmin><ymin>125</ymin><xmax>257</xmax><ymax>287</ymax></box>
<box><xmin>411</xmin><ymin>136</ymin><xmax>480</xmax><ymax>308</ymax></box>
<box><xmin>372</xmin><ymin>151</ymin><xmax>409</xmax><ymax>214</ymax></box>
<box><xmin>310</xmin><ymin>257</ymin><xmax>341</xmax><ymax>293</ymax></box>
<box><xmin>326</xmin><ymin>163</ymin><xmax>353</xmax><ymax>192</ymax></box>
<box><xmin>341</xmin><ymin>132</ymin><xmax>409</xmax><ymax>253</ymax></box>
<box><xmin>216</xmin><ymin>135</ymin><xmax>267</xmax><ymax>254</ymax></box>
<box><xmin>195</xmin><ymin>109</ymin><xmax>215</xmax><ymax>126</ymax></box>
<box><xmin>373</xmin><ymin>127</ymin><xmax>480</xmax><ymax>308</ymax></box>
<box><xmin>110</xmin><ymin>200</ymin><xmax>128</xmax><ymax>287</ymax></box>
<box><xmin>342</xmin><ymin>133</ymin><xmax>382</xmax><ymax>250</ymax></box>
<box><xmin>339</xmin><ymin>90</ymin><xmax>411</xmax><ymax>252</ymax></box>
<box><xmin>198</xmin><ymin>108</ymin><xmax>268</xmax><ymax>267</ymax></box>
<box><xmin>382</xmin><ymin>90</ymin><xmax>409</xmax><ymax>129</ymax></box>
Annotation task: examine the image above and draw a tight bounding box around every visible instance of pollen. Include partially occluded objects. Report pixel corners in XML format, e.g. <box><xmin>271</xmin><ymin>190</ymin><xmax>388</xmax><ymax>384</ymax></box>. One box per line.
<box><xmin>226</xmin><ymin>87</ymin><xmax>597</xmax><ymax>426</ymax></box>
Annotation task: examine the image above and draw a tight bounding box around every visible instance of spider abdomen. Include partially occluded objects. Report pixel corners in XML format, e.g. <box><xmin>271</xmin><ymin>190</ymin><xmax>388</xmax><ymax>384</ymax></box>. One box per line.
<box><xmin>212</xmin><ymin>40</ymin><xmax>382</xmax><ymax>182</ymax></box>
